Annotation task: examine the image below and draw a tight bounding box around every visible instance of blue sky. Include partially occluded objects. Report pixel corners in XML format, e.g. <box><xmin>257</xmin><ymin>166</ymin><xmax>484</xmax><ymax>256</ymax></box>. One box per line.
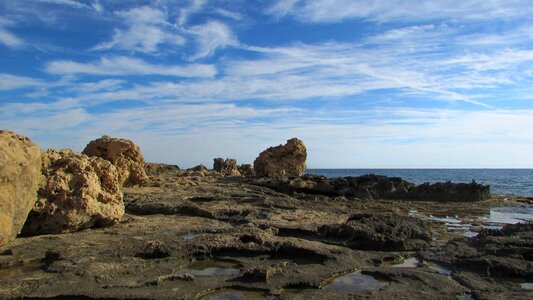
<box><xmin>1</xmin><ymin>0</ymin><xmax>533</xmax><ymax>168</ymax></box>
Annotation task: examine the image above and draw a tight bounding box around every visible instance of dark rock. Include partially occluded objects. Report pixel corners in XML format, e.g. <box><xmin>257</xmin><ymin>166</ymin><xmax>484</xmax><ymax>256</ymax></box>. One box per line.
<box><xmin>413</xmin><ymin>180</ymin><xmax>491</xmax><ymax>202</ymax></box>
<box><xmin>254</xmin><ymin>174</ymin><xmax>490</xmax><ymax>202</ymax></box>
<box><xmin>319</xmin><ymin>213</ymin><xmax>432</xmax><ymax>251</ymax></box>
<box><xmin>421</xmin><ymin>223</ymin><xmax>533</xmax><ymax>278</ymax></box>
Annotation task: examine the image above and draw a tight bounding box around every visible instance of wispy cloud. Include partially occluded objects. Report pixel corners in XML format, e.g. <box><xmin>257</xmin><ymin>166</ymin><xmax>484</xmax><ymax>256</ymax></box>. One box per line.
<box><xmin>93</xmin><ymin>6</ymin><xmax>185</xmax><ymax>53</ymax></box>
<box><xmin>269</xmin><ymin>0</ymin><xmax>533</xmax><ymax>23</ymax></box>
<box><xmin>46</xmin><ymin>56</ymin><xmax>217</xmax><ymax>77</ymax></box>
<box><xmin>0</xmin><ymin>73</ymin><xmax>44</xmax><ymax>90</ymax></box>
<box><xmin>178</xmin><ymin>0</ymin><xmax>207</xmax><ymax>27</ymax></box>
<box><xmin>187</xmin><ymin>20</ymin><xmax>238</xmax><ymax>60</ymax></box>
<box><xmin>0</xmin><ymin>16</ymin><xmax>24</xmax><ymax>48</ymax></box>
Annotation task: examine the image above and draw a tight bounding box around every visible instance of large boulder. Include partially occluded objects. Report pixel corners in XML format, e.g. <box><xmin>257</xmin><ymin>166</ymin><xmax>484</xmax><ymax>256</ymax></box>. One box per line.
<box><xmin>253</xmin><ymin>138</ymin><xmax>307</xmax><ymax>178</ymax></box>
<box><xmin>0</xmin><ymin>130</ymin><xmax>42</xmax><ymax>247</ymax></box>
<box><xmin>238</xmin><ymin>164</ymin><xmax>255</xmax><ymax>177</ymax></box>
<box><xmin>22</xmin><ymin>149</ymin><xmax>124</xmax><ymax>235</ymax></box>
<box><xmin>213</xmin><ymin>158</ymin><xmax>241</xmax><ymax>176</ymax></box>
<box><xmin>82</xmin><ymin>135</ymin><xmax>149</xmax><ymax>187</ymax></box>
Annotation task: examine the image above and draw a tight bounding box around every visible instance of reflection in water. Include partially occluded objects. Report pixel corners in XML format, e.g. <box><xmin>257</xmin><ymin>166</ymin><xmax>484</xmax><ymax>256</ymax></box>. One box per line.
<box><xmin>521</xmin><ymin>283</ymin><xmax>533</xmax><ymax>290</ymax></box>
<box><xmin>0</xmin><ymin>261</ymin><xmax>44</xmax><ymax>280</ymax></box>
<box><xmin>428</xmin><ymin>263</ymin><xmax>453</xmax><ymax>276</ymax></box>
<box><xmin>177</xmin><ymin>260</ymin><xmax>241</xmax><ymax>276</ymax></box>
<box><xmin>323</xmin><ymin>270</ymin><xmax>388</xmax><ymax>292</ymax></box>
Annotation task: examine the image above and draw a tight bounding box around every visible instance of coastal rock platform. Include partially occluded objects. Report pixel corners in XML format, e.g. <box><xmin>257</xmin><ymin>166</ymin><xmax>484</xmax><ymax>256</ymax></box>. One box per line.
<box><xmin>0</xmin><ymin>167</ymin><xmax>531</xmax><ymax>299</ymax></box>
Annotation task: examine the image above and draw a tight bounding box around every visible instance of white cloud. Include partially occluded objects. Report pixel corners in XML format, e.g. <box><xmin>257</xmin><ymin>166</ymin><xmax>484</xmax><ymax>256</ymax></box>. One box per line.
<box><xmin>0</xmin><ymin>17</ymin><xmax>23</xmax><ymax>48</ymax></box>
<box><xmin>187</xmin><ymin>20</ymin><xmax>238</xmax><ymax>60</ymax></box>
<box><xmin>93</xmin><ymin>6</ymin><xmax>185</xmax><ymax>53</ymax></box>
<box><xmin>72</xmin><ymin>79</ymin><xmax>125</xmax><ymax>93</ymax></box>
<box><xmin>36</xmin><ymin>0</ymin><xmax>88</xmax><ymax>9</ymax></box>
<box><xmin>46</xmin><ymin>56</ymin><xmax>217</xmax><ymax>77</ymax></box>
<box><xmin>269</xmin><ymin>0</ymin><xmax>533</xmax><ymax>23</ymax></box>
<box><xmin>0</xmin><ymin>74</ymin><xmax>43</xmax><ymax>90</ymax></box>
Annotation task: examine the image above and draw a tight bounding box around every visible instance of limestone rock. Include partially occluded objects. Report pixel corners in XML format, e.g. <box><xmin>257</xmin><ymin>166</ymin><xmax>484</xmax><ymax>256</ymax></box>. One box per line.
<box><xmin>238</xmin><ymin>164</ymin><xmax>255</xmax><ymax>177</ymax></box>
<box><xmin>22</xmin><ymin>149</ymin><xmax>124</xmax><ymax>234</ymax></box>
<box><xmin>0</xmin><ymin>130</ymin><xmax>42</xmax><ymax>247</ymax></box>
<box><xmin>253</xmin><ymin>138</ymin><xmax>307</xmax><ymax>178</ymax></box>
<box><xmin>82</xmin><ymin>136</ymin><xmax>148</xmax><ymax>187</ymax></box>
<box><xmin>144</xmin><ymin>163</ymin><xmax>180</xmax><ymax>177</ymax></box>
<box><xmin>213</xmin><ymin>158</ymin><xmax>241</xmax><ymax>176</ymax></box>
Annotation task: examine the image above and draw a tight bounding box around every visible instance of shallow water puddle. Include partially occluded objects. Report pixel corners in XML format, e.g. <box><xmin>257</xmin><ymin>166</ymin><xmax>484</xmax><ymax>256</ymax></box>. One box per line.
<box><xmin>322</xmin><ymin>270</ymin><xmax>388</xmax><ymax>292</ymax></box>
<box><xmin>412</xmin><ymin>205</ymin><xmax>532</xmax><ymax>237</ymax></box>
<box><xmin>392</xmin><ymin>257</ymin><xmax>420</xmax><ymax>268</ymax></box>
<box><xmin>177</xmin><ymin>260</ymin><xmax>241</xmax><ymax>276</ymax></box>
<box><xmin>520</xmin><ymin>282</ymin><xmax>533</xmax><ymax>290</ymax></box>
<box><xmin>490</xmin><ymin>206</ymin><xmax>533</xmax><ymax>224</ymax></box>
<box><xmin>181</xmin><ymin>233</ymin><xmax>199</xmax><ymax>241</ymax></box>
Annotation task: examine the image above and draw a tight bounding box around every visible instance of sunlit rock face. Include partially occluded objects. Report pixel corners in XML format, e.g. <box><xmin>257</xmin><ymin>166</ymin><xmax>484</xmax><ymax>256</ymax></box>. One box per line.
<box><xmin>253</xmin><ymin>138</ymin><xmax>307</xmax><ymax>178</ymax></box>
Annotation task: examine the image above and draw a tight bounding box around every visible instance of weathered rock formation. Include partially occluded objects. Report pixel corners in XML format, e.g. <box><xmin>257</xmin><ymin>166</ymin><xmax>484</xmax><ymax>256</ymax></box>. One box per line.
<box><xmin>413</xmin><ymin>181</ymin><xmax>491</xmax><ymax>202</ymax></box>
<box><xmin>22</xmin><ymin>149</ymin><xmax>124</xmax><ymax>234</ymax></box>
<box><xmin>320</xmin><ymin>213</ymin><xmax>432</xmax><ymax>251</ymax></box>
<box><xmin>238</xmin><ymin>164</ymin><xmax>255</xmax><ymax>177</ymax></box>
<box><xmin>253</xmin><ymin>138</ymin><xmax>307</xmax><ymax>178</ymax></box>
<box><xmin>0</xmin><ymin>130</ymin><xmax>42</xmax><ymax>247</ymax></box>
<box><xmin>254</xmin><ymin>174</ymin><xmax>490</xmax><ymax>201</ymax></box>
<box><xmin>144</xmin><ymin>163</ymin><xmax>180</xmax><ymax>177</ymax></box>
<box><xmin>213</xmin><ymin>158</ymin><xmax>241</xmax><ymax>176</ymax></box>
<box><xmin>82</xmin><ymin>135</ymin><xmax>149</xmax><ymax>187</ymax></box>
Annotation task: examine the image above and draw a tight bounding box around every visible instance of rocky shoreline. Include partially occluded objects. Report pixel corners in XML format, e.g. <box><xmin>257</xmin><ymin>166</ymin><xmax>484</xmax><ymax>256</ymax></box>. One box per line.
<box><xmin>1</xmin><ymin>132</ymin><xmax>532</xmax><ymax>299</ymax></box>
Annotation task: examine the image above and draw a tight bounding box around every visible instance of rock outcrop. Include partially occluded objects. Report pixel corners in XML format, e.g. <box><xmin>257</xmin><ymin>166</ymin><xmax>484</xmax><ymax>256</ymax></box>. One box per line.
<box><xmin>253</xmin><ymin>138</ymin><xmax>307</xmax><ymax>178</ymax></box>
<box><xmin>253</xmin><ymin>174</ymin><xmax>490</xmax><ymax>202</ymax></box>
<box><xmin>320</xmin><ymin>213</ymin><xmax>432</xmax><ymax>251</ymax></box>
<box><xmin>238</xmin><ymin>164</ymin><xmax>255</xmax><ymax>177</ymax></box>
<box><xmin>413</xmin><ymin>181</ymin><xmax>491</xmax><ymax>202</ymax></box>
<box><xmin>22</xmin><ymin>149</ymin><xmax>124</xmax><ymax>235</ymax></box>
<box><xmin>144</xmin><ymin>163</ymin><xmax>180</xmax><ymax>177</ymax></box>
<box><xmin>82</xmin><ymin>136</ymin><xmax>149</xmax><ymax>187</ymax></box>
<box><xmin>0</xmin><ymin>130</ymin><xmax>42</xmax><ymax>247</ymax></box>
<box><xmin>213</xmin><ymin>158</ymin><xmax>241</xmax><ymax>176</ymax></box>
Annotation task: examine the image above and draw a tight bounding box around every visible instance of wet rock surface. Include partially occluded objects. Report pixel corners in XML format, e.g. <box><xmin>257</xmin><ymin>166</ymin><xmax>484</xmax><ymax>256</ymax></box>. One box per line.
<box><xmin>83</xmin><ymin>135</ymin><xmax>149</xmax><ymax>187</ymax></box>
<box><xmin>254</xmin><ymin>138</ymin><xmax>307</xmax><ymax>178</ymax></box>
<box><xmin>0</xmin><ymin>130</ymin><xmax>41</xmax><ymax>247</ymax></box>
<box><xmin>21</xmin><ymin>149</ymin><xmax>124</xmax><ymax>235</ymax></box>
<box><xmin>0</xmin><ymin>165</ymin><xmax>531</xmax><ymax>299</ymax></box>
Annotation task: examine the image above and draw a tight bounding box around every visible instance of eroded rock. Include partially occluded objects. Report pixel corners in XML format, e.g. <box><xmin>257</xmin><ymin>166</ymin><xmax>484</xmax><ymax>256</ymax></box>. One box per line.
<box><xmin>238</xmin><ymin>164</ymin><xmax>255</xmax><ymax>177</ymax></box>
<box><xmin>319</xmin><ymin>213</ymin><xmax>432</xmax><ymax>251</ymax></box>
<box><xmin>0</xmin><ymin>130</ymin><xmax>41</xmax><ymax>247</ymax></box>
<box><xmin>213</xmin><ymin>158</ymin><xmax>241</xmax><ymax>176</ymax></box>
<box><xmin>82</xmin><ymin>135</ymin><xmax>149</xmax><ymax>187</ymax></box>
<box><xmin>22</xmin><ymin>149</ymin><xmax>124</xmax><ymax>234</ymax></box>
<box><xmin>254</xmin><ymin>174</ymin><xmax>490</xmax><ymax>202</ymax></box>
<box><xmin>144</xmin><ymin>163</ymin><xmax>180</xmax><ymax>177</ymax></box>
<box><xmin>253</xmin><ymin>138</ymin><xmax>307</xmax><ymax>178</ymax></box>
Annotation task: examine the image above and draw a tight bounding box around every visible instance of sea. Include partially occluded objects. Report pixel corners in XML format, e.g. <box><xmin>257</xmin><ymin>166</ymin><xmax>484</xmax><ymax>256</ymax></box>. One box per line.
<box><xmin>305</xmin><ymin>169</ymin><xmax>533</xmax><ymax>196</ymax></box>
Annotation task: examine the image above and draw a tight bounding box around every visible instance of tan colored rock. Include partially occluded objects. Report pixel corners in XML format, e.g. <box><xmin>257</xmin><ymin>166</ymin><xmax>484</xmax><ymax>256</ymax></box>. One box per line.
<box><xmin>0</xmin><ymin>130</ymin><xmax>42</xmax><ymax>247</ymax></box>
<box><xmin>22</xmin><ymin>149</ymin><xmax>124</xmax><ymax>234</ymax></box>
<box><xmin>238</xmin><ymin>164</ymin><xmax>255</xmax><ymax>177</ymax></box>
<box><xmin>213</xmin><ymin>158</ymin><xmax>241</xmax><ymax>176</ymax></box>
<box><xmin>253</xmin><ymin>138</ymin><xmax>307</xmax><ymax>178</ymax></box>
<box><xmin>82</xmin><ymin>135</ymin><xmax>149</xmax><ymax>187</ymax></box>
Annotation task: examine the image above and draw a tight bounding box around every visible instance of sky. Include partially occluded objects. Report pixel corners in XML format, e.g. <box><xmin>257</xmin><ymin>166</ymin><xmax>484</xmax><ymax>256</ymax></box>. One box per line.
<box><xmin>1</xmin><ymin>0</ymin><xmax>533</xmax><ymax>168</ymax></box>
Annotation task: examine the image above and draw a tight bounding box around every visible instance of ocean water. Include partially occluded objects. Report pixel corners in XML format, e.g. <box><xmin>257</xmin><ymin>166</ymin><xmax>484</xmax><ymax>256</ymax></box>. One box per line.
<box><xmin>305</xmin><ymin>169</ymin><xmax>533</xmax><ymax>196</ymax></box>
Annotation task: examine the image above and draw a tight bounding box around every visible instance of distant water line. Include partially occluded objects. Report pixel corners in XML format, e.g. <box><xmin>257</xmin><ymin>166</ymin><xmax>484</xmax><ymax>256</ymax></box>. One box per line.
<box><xmin>305</xmin><ymin>169</ymin><xmax>533</xmax><ymax>196</ymax></box>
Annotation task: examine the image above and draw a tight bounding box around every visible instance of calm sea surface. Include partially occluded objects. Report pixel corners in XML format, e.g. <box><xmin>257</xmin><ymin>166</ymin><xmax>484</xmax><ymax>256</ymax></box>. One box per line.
<box><xmin>305</xmin><ymin>169</ymin><xmax>533</xmax><ymax>196</ymax></box>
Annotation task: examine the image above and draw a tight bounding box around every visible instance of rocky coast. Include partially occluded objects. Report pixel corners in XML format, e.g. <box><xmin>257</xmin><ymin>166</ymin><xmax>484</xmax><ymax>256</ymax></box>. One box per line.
<box><xmin>0</xmin><ymin>131</ymin><xmax>532</xmax><ymax>299</ymax></box>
